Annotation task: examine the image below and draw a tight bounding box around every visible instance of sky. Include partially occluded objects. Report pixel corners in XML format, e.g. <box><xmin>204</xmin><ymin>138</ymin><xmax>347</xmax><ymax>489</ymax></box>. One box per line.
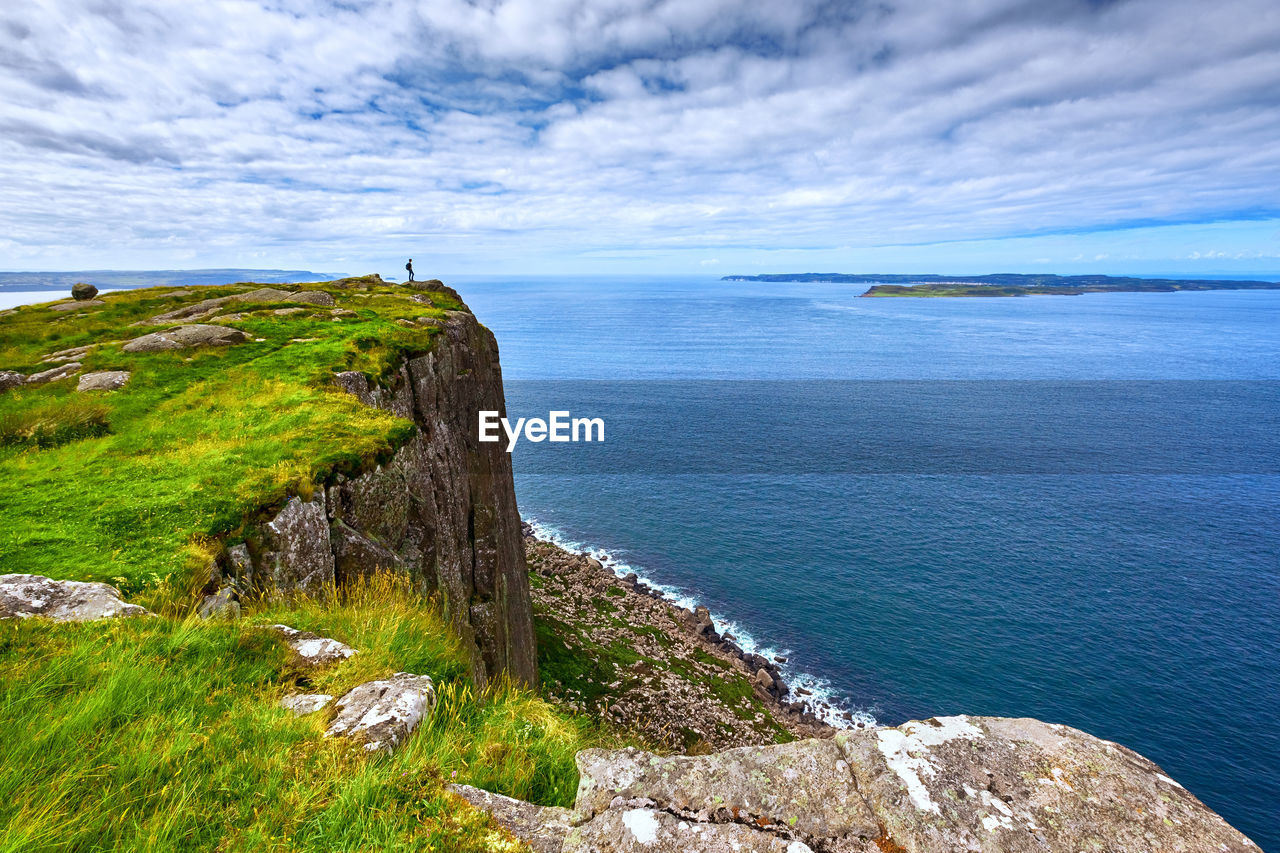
<box><xmin>2</xmin><ymin>0</ymin><xmax>1280</xmax><ymax>277</ymax></box>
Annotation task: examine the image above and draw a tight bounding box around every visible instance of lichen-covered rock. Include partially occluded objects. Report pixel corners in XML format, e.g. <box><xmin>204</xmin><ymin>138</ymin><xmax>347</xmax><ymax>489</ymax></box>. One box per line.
<box><xmin>25</xmin><ymin>362</ymin><xmax>81</xmax><ymax>384</ymax></box>
<box><xmin>449</xmin><ymin>784</ymin><xmax>573</xmax><ymax>853</ymax></box>
<box><xmin>76</xmin><ymin>370</ymin><xmax>131</xmax><ymax>392</ymax></box>
<box><xmin>122</xmin><ymin>324</ymin><xmax>249</xmax><ymax>352</ymax></box>
<box><xmin>144</xmin><ymin>287</ymin><xmax>334</xmax><ymax>325</ymax></box>
<box><xmin>325</xmin><ymin>672</ymin><xmax>436</xmax><ymax>752</ymax></box>
<box><xmin>71</xmin><ymin>282</ymin><xmax>98</xmax><ymax>300</ymax></box>
<box><xmin>279</xmin><ymin>693</ymin><xmax>333</xmax><ymax>715</ymax></box>
<box><xmin>0</xmin><ymin>574</ymin><xmax>148</xmax><ymax>622</ymax></box>
<box><xmin>0</xmin><ymin>370</ymin><xmax>25</xmax><ymax>392</ymax></box>
<box><xmin>573</xmin><ymin>741</ymin><xmax>877</xmax><ymax>847</ymax></box>
<box><xmin>563</xmin><ymin>717</ymin><xmax>1257</xmax><ymax>853</ymax></box>
<box><xmin>563</xmin><ymin>808</ymin><xmax>817</xmax><ymax>853</ymax></box>
<box><xmin>836</xmin><ymin>715</ymin><xmax>1259</xmax><ymax>853</ymax></box>
<box><xmin>267</xmin><ymin>624</ymin><xmax>357</xmax><ymax>668</ymax></box>
<box><xmin>259</xmin><ymin>495</ymin><xmax>335</xmax><ymax>592</ymax></box>
<box><xmin>50</xmin><ymin>299</ymin><xmax>104</xmax><ymax>312</ymax></box>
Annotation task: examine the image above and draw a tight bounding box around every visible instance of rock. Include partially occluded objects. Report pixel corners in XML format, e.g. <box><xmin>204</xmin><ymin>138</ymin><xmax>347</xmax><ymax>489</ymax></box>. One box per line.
<box><xmin>226</xmin><ymin>543</ymin><xmax>253</xmax><ymax>589</ymax></box>
<box><xmin>573</xmin><ymin>741</ymin><xmax>878</xmax><ymax>843</ymax></box>
<box><xmin>267</xmin><ymin>624</ymin><xmax>357</xmax><ymax>668</ymax></box>
<box><xmin>837</xmin><ymin>715</ymin><xmax>1257</xmax><ymax>853</ymax></box>
<box><xmin>450</xmin><ymin>784</ymin><xmax>573</xmax><ymax>853</ymax></box>
<box><xmin>753</xmin><ymin>668</ymin><xmax>775</xmax><ymax>691</ymax></box>
<box><xmin>563</xmin><ymin>807</ymin><xmax>811</xmax><ymax>852</ymax></box>
<box><xmin>273</xmin><ymin>307</ymin><xmax>307</xmax><ymax>316</ymax></box>
<box><xmin>564</xmin><ymin>717</ymin><xmax>1257</xmax><ymax>853</ymax></box>
<box><xmin>41</xmin><ymin>344</ymin><xmax>93</xmax><ymax>363</ymax></box>
<box><xmin>279</xmin><ymin>693</ymin><xmax>333</xmax><ymax>715</ymax></box>
<box><xmin>76</xmin><ymin>371</ymin><xmax>131</xmax><ymax>392</ymax></box>
<box><xmin>0</xmin><ymin>371</ymin><xmax>25</xmax><ymax>392</ymax></box>
<box><xmin>330</xmin><ymin>308</ymin><xmax>356</xmax><ymax>318</ymax></box>
<box><xmin>71</xmin><ymin>282</ymin><xmax>98</xmax><ymax>300</ymax></box>
<box><xmin>259</xmin><ymin>495</ymin><xmax>335</xmax><ymax>592</ymax></box>
<box><xmin>325</xmin><ymin>672</ymin><xmax>436</xmax><ymax>753</ymax></box>
<box><xmin>143</xmin><ymin>288</ymin><xmax>333</xmax><ymax>325</ymax></box>
<box><xmin>197</xmin><ymin>587</ymin><xmax>240</xmax><ymax>620</ymax></box>
<box><xmin>49</xmin><ymin>299</ymin><xmax>104</xmax><ymax>312</ymax></box>
<box><xmin>586</xmin><ymin>556</ymin><xmax>604</xmax><ymax>571</ymax></box>
<box><xmin>25</xmin><ymin>362</ymin><xmax>81</xmax><ymax>385</ymax></box>
<box><xmin>122</xmin><ymin>324</ymin><xmax>250</xmax><ymax>353</ymax></box>
<box><xmin>0</xmin><ymin>574</ymin><xmax>148</xmax><ymax>622</ymax></box>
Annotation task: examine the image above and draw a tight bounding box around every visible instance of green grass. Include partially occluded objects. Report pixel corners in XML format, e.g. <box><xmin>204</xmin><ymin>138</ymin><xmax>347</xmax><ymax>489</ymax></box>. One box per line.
<box><xmin>0</xmin><ymin>281</ymin><xmax>461</xmax><ymax>601</ymax></box>
<box><xmin>0</xmin><ymin>575</ymin><xmax>608</xmax><ymax>851</ymax></box>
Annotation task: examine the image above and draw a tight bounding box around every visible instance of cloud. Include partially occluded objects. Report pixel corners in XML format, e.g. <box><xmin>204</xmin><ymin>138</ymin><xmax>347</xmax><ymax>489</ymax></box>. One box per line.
<box><xmin>0</xmin><ymin>0</ymin><xmax>1278</xmax><ymax>271</ymax></box>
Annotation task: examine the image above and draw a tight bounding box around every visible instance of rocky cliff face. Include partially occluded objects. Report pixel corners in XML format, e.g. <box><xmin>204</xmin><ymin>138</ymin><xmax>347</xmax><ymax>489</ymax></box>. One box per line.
<box><xmin>218</xmin><ymin>296</ymin><xmax>537</xmax><ymax>688</ymax></box>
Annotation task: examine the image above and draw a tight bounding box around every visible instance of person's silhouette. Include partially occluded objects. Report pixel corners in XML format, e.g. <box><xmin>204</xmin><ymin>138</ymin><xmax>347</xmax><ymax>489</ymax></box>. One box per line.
<box><xmin>405</xmin><ymin>259</ymin><xmax>414</xmax><ymax>282</ymax></box>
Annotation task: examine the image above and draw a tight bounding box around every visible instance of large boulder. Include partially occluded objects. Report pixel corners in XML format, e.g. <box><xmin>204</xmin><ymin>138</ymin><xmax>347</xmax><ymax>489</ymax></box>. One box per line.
<box><xmin>325</xmin><ymin>672</ymin><xmax>436</xmax><ymax>753</ymax></box>
<box><xmin>0</xmin><ymin>574</ymin><xmax>148</xmax><ymax>622</ymax></box>
<box><xmin>122</xmin><ymin>324</ymin><xmax>249</xmax><ymax>352</ymax></box>
<box><xmin>71</xmin><ymin>282</ymin><xmax>98</xmax><ymax>300</ymax></box>
<box><xmin>560</xmin><ymin>716</ymin><xmax>1257</xmax><ymax>853</ymax></box>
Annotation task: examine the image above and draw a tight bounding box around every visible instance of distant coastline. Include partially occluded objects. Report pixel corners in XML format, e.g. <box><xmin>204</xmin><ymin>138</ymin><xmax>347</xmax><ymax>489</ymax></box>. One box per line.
<box><xmin>722</xmin><ymin>272</ymin><xmax>1280</xmax><ymax>297</ymax></box>
<box><xmin>0</xmin><ymin>269</ymin><xmax>345</xmax><ymax>292</ymax></box>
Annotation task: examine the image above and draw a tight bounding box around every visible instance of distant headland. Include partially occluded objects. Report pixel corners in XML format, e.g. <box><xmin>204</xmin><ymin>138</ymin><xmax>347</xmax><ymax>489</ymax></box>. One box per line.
<box><xmin>722</xmin><ymin>272</ymin><xmax>1280</xmax><ymax>297</ymax></box>
<box><xmin>0</xmin><ymin>269</ymin><xmax>345</xmax><ymax>292</ymax></box>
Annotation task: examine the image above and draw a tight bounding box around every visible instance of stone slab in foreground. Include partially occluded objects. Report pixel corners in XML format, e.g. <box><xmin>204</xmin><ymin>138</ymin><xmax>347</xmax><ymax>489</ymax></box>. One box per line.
<box><xmin>553</xmin><ymin>714</ymin><xmax>1257</xmax><ymax>853</ymax></box>
<box><xmin>449</xmin><ymin>784</ymin><xmax>573</xmax><ymax>853</ymax></box>
<box><xmin>0</xmin><ymin>574</ymin><xmax>149</xmax><ymax>622</ymax></box>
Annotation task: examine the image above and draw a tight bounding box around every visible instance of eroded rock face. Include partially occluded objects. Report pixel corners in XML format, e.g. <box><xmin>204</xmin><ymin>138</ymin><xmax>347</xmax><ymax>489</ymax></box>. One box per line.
<box><xmin>556</xmin><ymin>716</ymin><xmax>1258</xmax><ymax>853</ymax></box>
<box><xmin>325</xmin><ymin>672</ymin><xmax>436</xmax><ymax>752</ymax></box>
<box><xmin>259</xmin><ymin>495</ymin><xmax>335</xmax><ymax>592</ymax></box>
<box><xmin>77</xmin><ymin>370</ymin><xmax>130</xmax><ymax>392</ymax></box>
<box><xmin>0</xmin><ymin>574</ymin><xmax>148</xmax><ymax>622</ymax></box>
<box><xmin>449</xmin><ymin>784</ymin><xmax>573</xmax><ymax>853</ymax></box>
<box><xmin>122</xmin><ymin>324</ymin><xmax>249</xmax><ymax>353</ymax></box>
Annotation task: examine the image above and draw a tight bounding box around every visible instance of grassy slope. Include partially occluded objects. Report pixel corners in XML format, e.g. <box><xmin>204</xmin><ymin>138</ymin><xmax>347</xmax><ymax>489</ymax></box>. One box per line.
<box><xmin>0</xmin><ymin>577</ymin><xmax>606</xmax><ymax>852</ymax></box>
<box><xmin>0</xmin><ymin>281</ymin><xmax>631</xmax><ymax>851</ymax></box>
<box><xmin>0</xmin><ymin>280</ymin><xmax>450</xmax><ymax>600</ymax></box>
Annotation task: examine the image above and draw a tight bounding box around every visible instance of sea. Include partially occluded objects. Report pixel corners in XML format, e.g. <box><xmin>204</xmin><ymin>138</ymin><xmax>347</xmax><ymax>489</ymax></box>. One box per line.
<box><xmin>4</xmin><ymin>277</ymin><xmax>1277</xmax><ymax>847</ymax></box>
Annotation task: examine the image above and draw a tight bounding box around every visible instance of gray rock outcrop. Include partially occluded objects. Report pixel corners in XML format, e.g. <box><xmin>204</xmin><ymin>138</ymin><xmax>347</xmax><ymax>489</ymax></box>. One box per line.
<box><xmin>197</xmin><ymin>587</ymin><xmax>240</xmax><ymax>620</ymax></box>
<box><xmin>279</xmin><ymin>693</ymin><xmax>334</xmax><ymax>715</ymax></box>
<box><xmin>49</xmin><ymin>299</ymin><xmax>104</xmax><ymax>312</ymax></box>
<box><xmin>450</xmin><ymin>784</ymin><xmax>573</xmax><ymax>853</ymax></box>
<box><xmin>77</xmin><ymin>370</ymin><xmax>131</xmax><ymax>392</ymax></box>
<box><xmin>122</xmin><ymin>324</ymin><xmax>249</xmax><ymax>352</ymax></box>
<box><xmin>0</xmin><ymin>370</ymin><xmax>24</xmax><ymax>392</ymax></box>
<box><xmin>548</xmin><ymin>715</ymin><xmax>1259</xmax><ymax>853</ymax></box>
<box><xmin>0</xmin><ymin>574</ymin><xmax>148</xmax><ymax>622</ymax></box>
<box><xmin>268</xmin><ymin>624</ymin><xmax>357</xmax><ymax>668</ymax></box>
<box><xmin>325</xmin><ymin>672</ymin><xmax>437</xmax><ymax>753</ymax></box>
<box><xmin>259</xmin><ymin>495</ymin><xmax>335</xmax><ymax>592</ymax></box>
<box><xmin>143</xmin><ymin>287</ymin><xmax>334</xmax><ymax>325</ymax></box>
<box><xmin>26</xmin><ymin>362</ymin><xmax>81</xmax><ymax>384</ymax></box>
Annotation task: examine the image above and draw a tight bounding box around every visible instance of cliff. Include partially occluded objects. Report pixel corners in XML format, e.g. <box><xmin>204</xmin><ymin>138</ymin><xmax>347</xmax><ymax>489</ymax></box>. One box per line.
<box><xmin>232</xmin><ymin>301</ymin><xmax>536</xmax><ymax>686</ymax></box>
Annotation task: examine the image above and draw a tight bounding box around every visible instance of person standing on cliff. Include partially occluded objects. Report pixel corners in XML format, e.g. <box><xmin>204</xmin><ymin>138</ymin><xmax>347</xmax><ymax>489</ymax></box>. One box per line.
<box><xmin>405</xmin><ymin>259</ymin><xmax>415</xmax><ymax>282</ymax></box>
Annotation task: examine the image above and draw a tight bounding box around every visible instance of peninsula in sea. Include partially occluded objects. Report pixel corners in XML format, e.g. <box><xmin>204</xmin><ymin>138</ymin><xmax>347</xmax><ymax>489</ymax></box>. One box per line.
<box><xmin>722</xmin><ymin>272</ymin><xmax>1280</xmax><ymax>297</ymax></box>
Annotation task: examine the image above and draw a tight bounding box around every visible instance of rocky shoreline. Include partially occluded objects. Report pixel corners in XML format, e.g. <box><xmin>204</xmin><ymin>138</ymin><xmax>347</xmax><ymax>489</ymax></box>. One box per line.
<box><xmin>523</xmin><ymin>524</ymin><xmax>865</xmax><ymax>752</ymax></box>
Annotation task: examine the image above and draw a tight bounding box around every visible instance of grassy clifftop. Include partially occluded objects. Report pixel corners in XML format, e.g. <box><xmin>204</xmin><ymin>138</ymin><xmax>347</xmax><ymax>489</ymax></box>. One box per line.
<box><xmin>0</xmin><ymin>277</ymin><xmax>456</xmax><ymax>602</ymax></box>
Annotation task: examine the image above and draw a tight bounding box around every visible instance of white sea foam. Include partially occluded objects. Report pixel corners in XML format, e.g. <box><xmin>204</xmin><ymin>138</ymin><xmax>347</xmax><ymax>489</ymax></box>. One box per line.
<box><xmin>524</xmin><ymin>516</ymin><xmax>877</xmax><ymax>729</ymax></box>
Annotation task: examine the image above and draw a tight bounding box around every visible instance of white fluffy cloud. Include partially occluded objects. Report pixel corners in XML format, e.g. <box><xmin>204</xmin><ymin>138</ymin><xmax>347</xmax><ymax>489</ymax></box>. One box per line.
<box><xmin>1</xmin><ymin>0</ymin><xmax>1278</xmax><ymax>272</ymax></box>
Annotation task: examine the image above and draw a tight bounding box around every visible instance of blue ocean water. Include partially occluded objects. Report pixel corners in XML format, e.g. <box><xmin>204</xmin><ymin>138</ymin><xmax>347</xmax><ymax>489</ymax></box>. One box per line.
<box><xmin>454</xmin><ymin>275</ymin><xmax>1280</xmax><ymax>850</ymax></box>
